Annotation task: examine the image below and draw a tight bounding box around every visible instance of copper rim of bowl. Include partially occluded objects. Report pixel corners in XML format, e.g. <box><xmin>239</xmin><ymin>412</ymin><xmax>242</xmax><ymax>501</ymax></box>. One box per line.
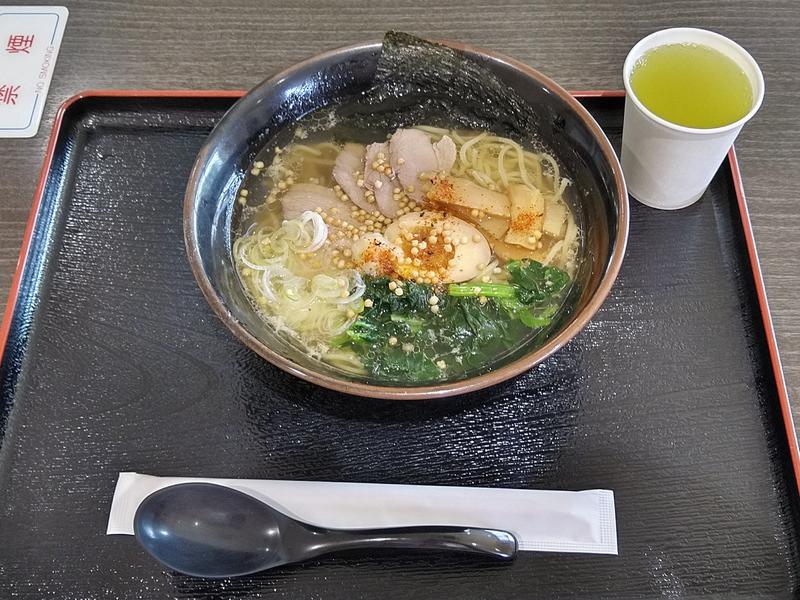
<box><xmin>184</xmin><ymin>39</ymin><xmax>629</xmax><ymax>400</ymax></box>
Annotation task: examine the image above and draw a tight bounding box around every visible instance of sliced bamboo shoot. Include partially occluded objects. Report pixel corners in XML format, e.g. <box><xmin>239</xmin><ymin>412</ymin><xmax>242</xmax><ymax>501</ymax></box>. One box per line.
<box><xmin>483</xmin><ymin>231</ymin><xmax>548</xmax><ymax>263</ymax></box>
<box><xmin>443</xmin><ymin>204</ymin><xmax>510</xmax><ymax>238</ymax></box>
<box><xmin>504</xmin><ymin>184</ymin><xmax>544</xmax><ymax>249</ymax></box>
<box><xmin>543</xmin><ymin>197</ymin><xmax>567</xmax><ymax>238</ymax></box>
<box><xmin>426</xmin><ymin>176</ymin><xmax>510</xmax><ymax>218</ymax></box>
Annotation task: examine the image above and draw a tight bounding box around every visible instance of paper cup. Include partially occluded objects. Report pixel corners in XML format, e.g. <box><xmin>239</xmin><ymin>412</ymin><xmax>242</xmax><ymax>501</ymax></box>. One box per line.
<box><xmin>621</xmin><ymin>28</ymin><xmax>764</xmax><ymax>210</ymax></box>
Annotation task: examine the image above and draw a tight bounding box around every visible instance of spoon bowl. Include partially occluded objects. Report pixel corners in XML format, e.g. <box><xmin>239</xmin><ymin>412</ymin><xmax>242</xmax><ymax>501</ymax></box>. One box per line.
<box><xmin>134</xmin><ymin>483</ymin><xmax>517</xmax><ymax>578</ymax></box>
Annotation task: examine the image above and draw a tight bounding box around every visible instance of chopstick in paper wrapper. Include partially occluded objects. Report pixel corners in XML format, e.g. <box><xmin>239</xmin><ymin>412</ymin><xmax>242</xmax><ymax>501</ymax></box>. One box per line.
<box><xmin>108</xmin><ymin>472</ymin><xmax>617</xmax><ymax>555</ymax></box>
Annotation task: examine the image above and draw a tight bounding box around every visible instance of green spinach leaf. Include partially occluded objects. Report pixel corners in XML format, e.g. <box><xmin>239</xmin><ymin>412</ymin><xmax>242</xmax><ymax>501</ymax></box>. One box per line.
<box><xmin>506</xmin><ymin>259</ymin><xmax>570</xmax><ymax>304</ymax></box>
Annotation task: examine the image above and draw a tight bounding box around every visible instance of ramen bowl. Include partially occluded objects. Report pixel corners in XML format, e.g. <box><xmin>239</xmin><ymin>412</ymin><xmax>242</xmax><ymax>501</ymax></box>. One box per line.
<box><xmin>184</xmin><ymin>39</ymin><xmax>628</xmax><ymax>400</ymax></box>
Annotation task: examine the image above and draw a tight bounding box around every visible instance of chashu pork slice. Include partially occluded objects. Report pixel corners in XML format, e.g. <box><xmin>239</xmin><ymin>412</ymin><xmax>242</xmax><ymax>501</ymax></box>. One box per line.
<box><xmin>363</xmin><ymin>141</ymin><xmax>399</xmax><ymax>218</ymax></box>
<box><xmin>332</xmin><ymin>143</ymin><xmax>376</xmax><ymax>213</ymax></box>
<box><xmin>389</xmin><ymin>129</ymin><xmax>457</xmax><ymax>202</ymax></box>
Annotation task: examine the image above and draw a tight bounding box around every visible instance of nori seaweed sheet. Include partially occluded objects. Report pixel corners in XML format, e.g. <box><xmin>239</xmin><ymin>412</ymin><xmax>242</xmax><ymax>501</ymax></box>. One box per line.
<box><xmin>330</xmin><ymin>31</ymin><xmax>549</xmax><ymax>146</ymax></box>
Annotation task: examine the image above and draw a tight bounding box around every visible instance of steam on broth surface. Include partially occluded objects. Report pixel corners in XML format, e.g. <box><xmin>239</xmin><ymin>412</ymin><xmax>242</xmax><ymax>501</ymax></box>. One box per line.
<box><xmin>234</xmin><ymin>124</ymin><xmax>580</xmax><ymax>384</ymax></box>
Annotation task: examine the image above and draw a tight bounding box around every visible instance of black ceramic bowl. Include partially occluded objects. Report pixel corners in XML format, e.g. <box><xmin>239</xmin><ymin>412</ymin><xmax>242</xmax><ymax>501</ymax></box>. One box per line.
<box><xmin>184</xmin><ymin>39</ymin><xmax>628</xmax><ymax>400</ymax></box>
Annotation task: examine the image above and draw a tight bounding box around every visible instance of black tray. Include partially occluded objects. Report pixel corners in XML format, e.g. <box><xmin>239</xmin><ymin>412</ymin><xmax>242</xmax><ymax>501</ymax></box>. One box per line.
<box><xmin>1</xmin><ymin>91</ymin><xmax>798</xmax><ymax>599</ymax></box>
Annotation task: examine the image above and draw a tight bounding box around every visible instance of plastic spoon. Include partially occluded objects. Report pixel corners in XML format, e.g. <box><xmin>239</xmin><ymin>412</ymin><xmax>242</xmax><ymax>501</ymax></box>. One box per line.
<box><xmin>133</xmin><ymin>482</ymin><xmax>517</xmax><ymax>578</ymax></box>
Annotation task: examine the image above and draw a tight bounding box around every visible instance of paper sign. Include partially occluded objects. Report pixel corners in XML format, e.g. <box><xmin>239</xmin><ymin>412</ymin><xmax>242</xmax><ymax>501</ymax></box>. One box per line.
<box><xmin>0</xmin><ymin>6</ymin><xmax>68</xmax><ymax>138</ymax></box>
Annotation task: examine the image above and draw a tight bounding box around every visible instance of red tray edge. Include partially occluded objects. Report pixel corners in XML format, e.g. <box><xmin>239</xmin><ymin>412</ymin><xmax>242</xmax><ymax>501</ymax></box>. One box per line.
<box><xmin>2</xmin><ymin>88</ymin><xmax>796</xmax><ymax>490</ymax></box>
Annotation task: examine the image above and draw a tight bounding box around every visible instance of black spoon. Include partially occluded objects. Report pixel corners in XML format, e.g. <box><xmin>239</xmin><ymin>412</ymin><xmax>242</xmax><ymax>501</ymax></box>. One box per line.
<box><xmin>133</xmin><ymin>482</ymin><xmax>517</xmax><ymax>578</ymax></box>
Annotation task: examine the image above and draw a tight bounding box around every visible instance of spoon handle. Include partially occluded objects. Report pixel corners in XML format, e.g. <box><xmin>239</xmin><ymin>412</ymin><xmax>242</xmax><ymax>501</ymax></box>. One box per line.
<box><xmin>304</xmin><ymin>527</ymin><xmax>517</xmax><ymax>560</ymax></box>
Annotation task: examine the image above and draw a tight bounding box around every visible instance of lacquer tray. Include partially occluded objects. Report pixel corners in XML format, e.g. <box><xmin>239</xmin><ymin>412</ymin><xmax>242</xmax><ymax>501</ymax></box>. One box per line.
<box><xmin>0</xmin><ymin>91</ymin><xmax>797</xmax><ymax>598</ymax></box>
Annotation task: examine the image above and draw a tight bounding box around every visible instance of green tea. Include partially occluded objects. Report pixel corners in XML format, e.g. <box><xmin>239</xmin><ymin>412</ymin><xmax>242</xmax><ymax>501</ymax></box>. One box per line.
<box><xmin>630</xmin><ymin>43</ymin><xmax>753</xmax><ymax>129</ymax></box>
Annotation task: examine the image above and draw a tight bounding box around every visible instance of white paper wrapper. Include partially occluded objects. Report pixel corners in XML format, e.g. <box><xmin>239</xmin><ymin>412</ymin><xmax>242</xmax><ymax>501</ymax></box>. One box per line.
<box><xmin>107</xmin><ymin>472</ymin><xmax>617</xmax><ymax>554</ymax></box>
